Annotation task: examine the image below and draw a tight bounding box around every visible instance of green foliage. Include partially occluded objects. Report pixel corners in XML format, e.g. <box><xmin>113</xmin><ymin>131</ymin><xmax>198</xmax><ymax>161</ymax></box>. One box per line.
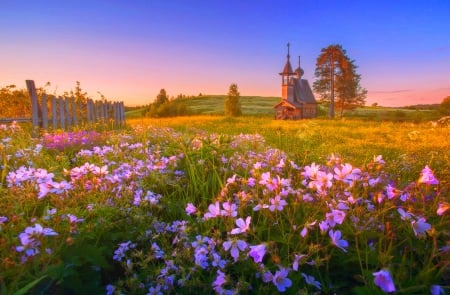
<box><xmin>313</xmin><ymin>44</ymin><xmax>367</xmax><ymax>118</ymax></box>
<box><xmin>439</xmin><ymin>96</ymin><xmax>450</xmax><ymax>115</ymax></box>
<box><xmin>144</xmin><ymin>89</ymin><xmax>192</xmax><ymax>117</ymax></box>
<box><xmin>145</xmin><ymin>100</ymin><xmax>191</xmax><ymax>117</ymax></box>
<box><xmin>224</xmin><ymin>83</ymin><xmax>242</xmax><ymax>117</ymax></box>
<box><xmin>0</xmin><ymin>85</ymin><xmax>31</xmax><ymax>118</ymax></box>
<box><xmin>154</xmin><ymin>89</ymin><xmax>169</xmax><ymax>105</ymax></box>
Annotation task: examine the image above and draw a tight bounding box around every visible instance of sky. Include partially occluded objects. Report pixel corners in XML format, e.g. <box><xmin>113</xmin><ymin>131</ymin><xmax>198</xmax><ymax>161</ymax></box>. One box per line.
<box><xmin>1</xmin><ymin>0</ymin><xmax>449</xmax><ymax>107</ymax></box>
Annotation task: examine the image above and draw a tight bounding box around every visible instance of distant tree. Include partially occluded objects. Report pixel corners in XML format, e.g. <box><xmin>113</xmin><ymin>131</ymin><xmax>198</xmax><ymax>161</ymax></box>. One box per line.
<box><xmin>439</xmin><ymin>96</ymin><xmax>450</xmax><ymax>115</ymax></box>
<box><xmin>155</xmin><ymin>89</ymin><xmax>169</xmax><ymax>105</ymax></box>
<box><xmin>225</xmin><ymin>83</ymin><xmax>241</xmax><ymax>117</ymax></box>
<box><xmin>372</xmin><ymin>102</ymin><xmax>378</xmax><ymax>107</ymax></box>
<box><xmin>74</xmin><ymin>81</ymin><xmax>88</xmax><ymax>104</ymax></box>
<box><xmin>313</xmin><ymin>44</ymin><xmax>367</xmax><ymax>118</ymax></box>
<box><xmin>0</xmin><ymin>85</ymin><xmax>30</xmax><ymax>117</ymax></box>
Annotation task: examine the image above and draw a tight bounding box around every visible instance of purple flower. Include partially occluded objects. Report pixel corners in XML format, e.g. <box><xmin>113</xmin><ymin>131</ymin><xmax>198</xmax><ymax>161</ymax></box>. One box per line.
<box><xmin>212</xmin><ymin>270</ymin><xmax>227</xmax><ymax>293</ymax></box>
<box><xmin>292</xmin><ymin>254</ymin><xmax>307</xmax><ymax>271</ymax></box>
<box><xmin>262</xmin><ymin>270</ymin><xmax>273</xmax><ymax>283</ymax></box>
<box><xmin>373</xmin><ymin>269</ymin><xmax>396</xmax><ymax>293</ymax></box>
<box><xmin>418</xmin><ymin>165</ymin><xmax>439</xmax><ymax>185</ymax></box>
<box><xmin>223</xmin><ymin>239</ymin><xmax>247</xmax><ymax>262</ymax></box>
<box><xmin>300</xmin><ymin>220</ymin><xmax>316</xmax><ymax>238</ymax></box>
<box><xmin>411</xmin><ymin>218</ymin><xmax>431</xmax><ymax>237</ymax></box>
<box><xmin>301</xmin><ymin>273</ymin><xmax>322</xmax><ymax>290</ymax></box>
<box><xmin>204</xmin><ymin>201</ymin><xmax>221</xmax><ymax>219</ymax></box>
<box><xmin>329</xmin><ymin>230</ymin><xmax>349</xmax><ymax>252</ymax></box>
<box><xmin>67</xmin><ymin>214</ymin><xmax>84</xmax><ymax>223</ymax></box>
<box><xmin>221</xmin><ymin>201</ymin><xmax>237</xmax><ymax>217</ymax></box>
<box><xmin>248</xmin><ymin>243</ymin><xmax>266</xmax><ymax>263</ymax></box>
<box><xmin>230</xmin><ymin>216</ymin><xmax>251</xmax><ymax>235</ymax></box>
<box><xmin>272</xmin><ymin>267</ymin><xmax>292</xmax><ymax>292</ymax></box>
<box><xmin>430</xmin><ymin>285</ymin><xmax>445</xmax><ymax>295</ymax></box>
<box><xmin>106</xmin><ymin>284</ymin><xmax>115</xmax><ymax>295</ymax></box>
<box><xmin>16</xmin><ymin>224</ymin><xmax>58</xmax><ymax>262</ymax></box>
<box><xmin>397</xmin><ymin>208</ymin><xmax>413</xmax><ymax>221</ymax></box>
<box><xmin>373</xmin><ymin>155</ymin><xmax>385</xmax><ymax>165</ymax></box>
<box><xmin>319</xmin><ymin>220</ymin><xmax>329</xmax><ymax>233</ymax></box>
<box><xmin>325</xmin><ymin>209</ymin><xmax>346</xmax><ymax>227</ymax></box>
<box><xmin>269</xmin><ymin>195</ymin><xmax>287</xmax><ymax>212</ymax></box>
<box><xmin>185</xmin><ymin>203</ymin><xmax>197</xmax><ymax>215</ymax></box>
<box><xmin>113</xmin><ymin>241</ymin><xmax>135</xmax><ymax>262</ymax></box>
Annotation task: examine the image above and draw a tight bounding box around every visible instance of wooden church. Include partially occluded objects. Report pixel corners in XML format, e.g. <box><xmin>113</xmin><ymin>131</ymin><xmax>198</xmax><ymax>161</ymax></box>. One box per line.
<box><xmin>274</xmin><ymin>44</ymin><xmax>317</xmax><ymax>119</ymax></box>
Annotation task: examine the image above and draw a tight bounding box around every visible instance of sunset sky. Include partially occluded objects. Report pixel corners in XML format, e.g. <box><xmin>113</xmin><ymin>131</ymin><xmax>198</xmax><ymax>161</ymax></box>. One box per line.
<box><xmin>1</xmin><ymin>0</ymin><xmax>449</xmax><ymax>107</ymax></box>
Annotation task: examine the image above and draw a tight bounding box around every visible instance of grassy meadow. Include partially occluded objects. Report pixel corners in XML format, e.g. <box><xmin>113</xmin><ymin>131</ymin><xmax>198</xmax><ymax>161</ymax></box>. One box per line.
<box><xmin>0</xmin><ymin>104</ymin><xmax>449</xmax><ymax>294</ymax></box>
<box><xmin>127</xmin><ymin>116</ymin><xmax>449</xmax><ymax>186</ymax></box>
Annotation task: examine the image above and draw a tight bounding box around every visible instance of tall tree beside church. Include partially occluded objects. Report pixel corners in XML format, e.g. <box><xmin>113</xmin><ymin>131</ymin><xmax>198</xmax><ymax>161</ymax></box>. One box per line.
<box><xmin>225</xmin><ymin>83</ymin><xmax>241</xmax><ymax>117</ymax></box>
<box><xmin>313</xmin><ymin>44</ymin><xmax>366</xmax><ymax>118</ymax></box>
<box><xmin>335</xmin><ymin>59</ymin><xmax>367</xmax><ymax>117</ymax></box>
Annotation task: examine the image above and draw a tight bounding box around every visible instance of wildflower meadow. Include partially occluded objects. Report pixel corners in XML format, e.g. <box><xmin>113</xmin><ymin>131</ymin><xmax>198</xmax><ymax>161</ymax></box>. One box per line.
<box><xmin>0</xmin><ymin>119</ymin><xmax>449</xmax><ymax>295</ymax></box>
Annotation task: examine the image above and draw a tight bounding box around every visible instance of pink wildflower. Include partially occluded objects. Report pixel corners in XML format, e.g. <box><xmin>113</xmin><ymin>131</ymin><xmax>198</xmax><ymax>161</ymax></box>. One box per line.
<box><xmin>185</xmin><ymin>203</ymin><xmax>197</xmax><ymax>215</ymax></box>
<box><xmin>221</xmin><ymin>201</ymin><xmax>237</xmax><ymax>217</ymax></box>
<box><xmin>437</xmin><ymin>203</ymin><xmax>449</xmax><ymax>216</ymax></box>
<box><xmin>204</xmin><ymin>201</ymin><xmax>221</xmax><ymax>219</ymax></box>
<box><xmin>269</xmin><ymin>195</ymin><xmax>287</xmax><ymax>211</ymax></box>
<box><xmin>418</xmin><ymin>165</ymin><xmax>439</xmax><ymax>185</ymax></box>
<box><xmin>230</xmin><ymin>216</ymin><xmax>251</xmax><ymax>235</ymax></box>
<box><xmin>325</xmin><ymin>209</ymin><xmax>346</xmax><ymax>227</ymax></box>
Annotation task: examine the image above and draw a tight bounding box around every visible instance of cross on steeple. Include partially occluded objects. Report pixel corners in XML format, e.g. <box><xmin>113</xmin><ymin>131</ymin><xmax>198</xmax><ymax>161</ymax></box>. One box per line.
<box><xmin>287</xmin><ymin>42</ymin><xmax>290</xmax><ymax>59</ymax></box>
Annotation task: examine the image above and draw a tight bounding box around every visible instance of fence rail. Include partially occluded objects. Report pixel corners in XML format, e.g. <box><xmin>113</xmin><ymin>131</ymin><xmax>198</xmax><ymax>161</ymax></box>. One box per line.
<box><xmin>0</xmin><ymin>80</ymin><xmax>125</xmax><ymax>134</ymax></box>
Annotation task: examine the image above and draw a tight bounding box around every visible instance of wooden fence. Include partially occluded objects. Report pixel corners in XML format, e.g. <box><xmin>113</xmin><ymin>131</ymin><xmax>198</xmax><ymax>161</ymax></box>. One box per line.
<box><xmin>0</xmin><ymin>80</ymin><xmax>125</xmax><ymax>134</ymax></box>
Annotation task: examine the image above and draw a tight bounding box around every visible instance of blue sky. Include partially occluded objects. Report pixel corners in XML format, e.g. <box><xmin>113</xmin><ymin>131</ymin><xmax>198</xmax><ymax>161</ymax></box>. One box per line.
<box><xmin>1</xmin><ymin>0</ymin><xmax>449</xmax><ymax>106</ymax></box>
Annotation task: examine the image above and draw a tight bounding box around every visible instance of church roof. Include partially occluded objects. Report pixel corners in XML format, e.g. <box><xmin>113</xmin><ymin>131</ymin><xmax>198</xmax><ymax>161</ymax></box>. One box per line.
<box><xmin>274</xmin><ymin>99</ymin><xmax>303</xmax><ymax>109</ymax></box>
<box><xmin>294</xmin><ymin>79</ymin><xmax>317</xmax><ymax>104</ymax></box>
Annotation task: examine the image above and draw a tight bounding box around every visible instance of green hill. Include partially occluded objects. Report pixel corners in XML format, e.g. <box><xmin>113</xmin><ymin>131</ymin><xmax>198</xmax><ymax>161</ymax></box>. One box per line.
<box><xmin>183</xmin><ymin>95</ymin><xmax>279</xmax><ymax>116</ymax></box>
<box><xmin>126</xmin><ymin>95</ymin><xmax>442</xmax><ymax>122</ymax></box>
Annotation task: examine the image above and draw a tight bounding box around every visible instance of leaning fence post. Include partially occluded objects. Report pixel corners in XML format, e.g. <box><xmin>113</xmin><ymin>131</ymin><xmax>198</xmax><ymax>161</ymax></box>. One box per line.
<box><xmin>25</xmin><ymin>80</ymin><xmax>42</xmax><ymax>136</ymax></box>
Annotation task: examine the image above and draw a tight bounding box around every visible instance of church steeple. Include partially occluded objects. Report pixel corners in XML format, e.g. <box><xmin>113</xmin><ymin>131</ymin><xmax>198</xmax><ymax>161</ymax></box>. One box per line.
<box><xmin>280</xmin><ymin>43</ymin><xmax>295</xmax><ymax>101</ymax></box>
<box><xmin>280</xmin><ymin>42</ymin><xmax>294</xmax><ymax>76</ymax></box>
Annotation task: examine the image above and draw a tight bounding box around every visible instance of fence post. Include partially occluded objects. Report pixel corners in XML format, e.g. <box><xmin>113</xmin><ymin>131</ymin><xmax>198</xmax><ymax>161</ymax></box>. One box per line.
<box><xmin>25</xmin><ymin>80</ymin><xmax>41</xmax><ymax>136</ymax></box>
<box><xmin>52</xmin><ymin>96</ymin><xmax>57</xmax><ymax>129</ymax></box>
<box><xmin>41</xmin><ymin>93</ymin><xmax>48</xmax><ymax>130</ymax></box>
<box><xmin>65</xmin><ymin>97</ymin><xmax>71</xmax><ymax>129</ymax></box>
<box><xmin>87</xmin><ymin>99</ymin><xmax>92</xmax><ymax>123</ymax></box>
<box><xmin>59</xmin><ymin>96</ymin><xmax>65</xmax><ymax>129</ymax></box>
<box><xmin>72</xmin><ymin>97</ymin><xmax>78</xmax><ymax>126</ymax></box>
